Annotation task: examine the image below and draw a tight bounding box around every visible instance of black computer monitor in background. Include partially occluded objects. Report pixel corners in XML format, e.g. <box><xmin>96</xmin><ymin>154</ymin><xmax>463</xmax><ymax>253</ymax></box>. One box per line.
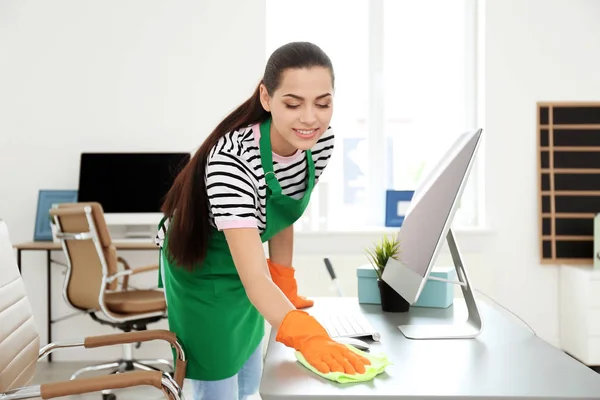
<box><xmin>77</xmin><ymin>152</ymin><xmax>190</xmax><ymax>236</ymax></box>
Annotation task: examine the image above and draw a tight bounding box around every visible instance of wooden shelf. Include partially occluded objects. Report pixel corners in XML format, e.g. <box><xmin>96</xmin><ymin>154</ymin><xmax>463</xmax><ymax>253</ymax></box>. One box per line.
<box><xmin>540</xmin><ymin>146</ymin><xmax>600</xmax><ymax>151</ymax></box>
<box><xmin>542</xmin><ymin>235</ymin><xmax>593</xmax><ymax>241</ymax></box>
<box><xmin>538</xmin><ymin>102</ymin><xmax>600</xmax><ymax>264</ymax></box>
<box><xmin>541</xmin><ymin>213</ymin><xmax>596</xmax><ymax>218</ymax></box>
<box><xmin>541</xmin><ymin>168</ymin><xmax>600</xmax><ymax>173</ymax></box>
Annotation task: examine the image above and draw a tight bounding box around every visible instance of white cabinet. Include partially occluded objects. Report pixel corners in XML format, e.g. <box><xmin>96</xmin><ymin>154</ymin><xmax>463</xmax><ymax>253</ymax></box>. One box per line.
<box><xmin>559</xmin><ymin>264</ymin><xmax>600</xmax><ymax>366</ymax></box>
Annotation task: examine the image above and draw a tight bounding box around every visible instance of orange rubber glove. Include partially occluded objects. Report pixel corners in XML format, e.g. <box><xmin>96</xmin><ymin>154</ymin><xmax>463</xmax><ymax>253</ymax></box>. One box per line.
<box><xmin>268</xmin><ymin>259</ymin><xmax>314</xmax><ymax>309</ymax></box>
<box><xmin>276</xmin><ymin>310</ymin><xmax>371</xmax><ymax>375</ymax></box>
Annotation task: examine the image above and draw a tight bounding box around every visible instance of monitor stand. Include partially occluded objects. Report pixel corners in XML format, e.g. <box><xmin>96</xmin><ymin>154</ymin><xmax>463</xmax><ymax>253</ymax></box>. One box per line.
<box><xmin>397</xmin><ymin>228</ymin><xmax>483</xmax><ymax>340</ymax></box>
<box><xmin>104</xmin><ymin>213</ymin><xmax>162</xmax><ymax>241</ymax></box>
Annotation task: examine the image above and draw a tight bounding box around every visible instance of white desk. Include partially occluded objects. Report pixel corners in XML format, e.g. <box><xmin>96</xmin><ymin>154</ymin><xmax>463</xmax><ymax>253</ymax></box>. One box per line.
<box><xmin>260</xmin><ymin>297</ymin><xmax>600</xmax><ymax>399</ymax></box>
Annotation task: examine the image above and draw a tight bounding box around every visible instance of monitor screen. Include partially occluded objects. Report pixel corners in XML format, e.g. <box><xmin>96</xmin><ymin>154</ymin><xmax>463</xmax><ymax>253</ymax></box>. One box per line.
<box><xmin>77</xmin><ymin>152</ymin><xmax>190</xmax><ymax>213</ymax></box>
<box><xmin>381</xmin><ymin>129</ymin><xmax>482</xmax><ymax>305</ymax></box>
<box><xmin>398</xmin><ymin>130</ymin><xmax>481</xmax><ymax>278</ymax></box>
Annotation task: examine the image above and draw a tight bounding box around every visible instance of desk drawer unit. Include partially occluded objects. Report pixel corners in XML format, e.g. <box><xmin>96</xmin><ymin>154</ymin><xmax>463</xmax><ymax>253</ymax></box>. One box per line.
<box><xmin>559</xmin><ymin>264</ymin><xmax>600</xmax><ymax>365</ymax></box>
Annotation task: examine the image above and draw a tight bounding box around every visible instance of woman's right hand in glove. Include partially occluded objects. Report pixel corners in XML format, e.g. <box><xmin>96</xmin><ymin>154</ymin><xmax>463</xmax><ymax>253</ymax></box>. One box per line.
<box><xmin>276</xmin><ymin>310</ymin><xmax>371</xmax><ymax>374</ymax></box>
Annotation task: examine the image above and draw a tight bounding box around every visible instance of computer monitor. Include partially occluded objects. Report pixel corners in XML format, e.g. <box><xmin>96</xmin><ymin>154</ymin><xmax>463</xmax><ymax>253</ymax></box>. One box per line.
<box><xmin>77</xmin><ymin>152</ymin><xmax>190</xmax><ymax>237</ymax></box>
<box><xmin>381</xmin><ymin>128</ymin><xmax>483</xmax><ymax>339</ymax></box>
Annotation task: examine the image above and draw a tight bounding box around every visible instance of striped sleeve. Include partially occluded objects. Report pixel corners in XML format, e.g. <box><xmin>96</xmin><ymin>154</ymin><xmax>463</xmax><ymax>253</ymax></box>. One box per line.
<box><xmin>312</xmin><ymin>127</ymin><xmax>335</xmax><ymax>182</ymax></box>
<box><xmin>206</xmin><ymin>150</ymin><xmax>258</xmax><ymax>230</ymax></box>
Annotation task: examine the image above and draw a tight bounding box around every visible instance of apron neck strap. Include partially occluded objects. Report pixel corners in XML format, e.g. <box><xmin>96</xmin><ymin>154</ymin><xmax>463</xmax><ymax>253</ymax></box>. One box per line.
<box><xmin>259</xmin><ymin>118</ymin><xmax>316</xmax><ymax>196</ymax></box>
<box><xmin>259</xmin><ymin>118</ymin><xmax>282</xmax><ymax>195</ymax></box>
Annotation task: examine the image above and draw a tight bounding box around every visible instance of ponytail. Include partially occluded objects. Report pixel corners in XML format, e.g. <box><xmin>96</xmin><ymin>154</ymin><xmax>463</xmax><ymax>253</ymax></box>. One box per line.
<box><xmin>162</xmin><ymin>41</ymin><xmax>334</xmax><ymax>271</ymax></box>
<box><xmin>161</xmin><ymin>82</ymin><xmax>270</xmax><ymax>270</ymax></box>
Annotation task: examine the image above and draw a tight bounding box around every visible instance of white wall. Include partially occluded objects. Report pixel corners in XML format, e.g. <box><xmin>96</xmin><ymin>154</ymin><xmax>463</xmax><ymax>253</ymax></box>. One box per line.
<box><xmin>0</xmin><ymin>0</ymin><xmax>266</xmax><ymax>361</ymax></box>
<box><xmin>1</xmin><ymin>0</ymin><xmax>600</xmax><ymax>362</ymax></box>
<box><xmin>483</xmin><ymin>0</ymin><xmax>600</xmax><ymax>347</ymax></box>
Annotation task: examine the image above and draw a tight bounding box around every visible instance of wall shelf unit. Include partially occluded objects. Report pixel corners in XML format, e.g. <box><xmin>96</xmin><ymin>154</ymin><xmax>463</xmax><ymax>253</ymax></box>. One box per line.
<box><xmin>537</xmin><ymin>102</ymin><xmax>600</xmax><ymax>264</ymax></box>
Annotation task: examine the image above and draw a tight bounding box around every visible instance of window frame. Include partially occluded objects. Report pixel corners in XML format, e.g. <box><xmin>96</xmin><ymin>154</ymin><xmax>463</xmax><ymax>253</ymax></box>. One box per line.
<box><xmin>265</xmin><ymin>0</ymin><xmax>490</xmax><ymax>244</ymax></box>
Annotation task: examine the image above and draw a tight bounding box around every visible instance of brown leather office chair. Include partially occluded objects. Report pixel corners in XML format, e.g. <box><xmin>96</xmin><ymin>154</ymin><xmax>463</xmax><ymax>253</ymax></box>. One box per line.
<box><xmin>47</xmin><ymin>202</ymin><xmax>177</xmax><ymax>387</ymax></box>
<box><xmin>0</xmin><ymin>219</ymin><xmax>186</xmax><ymax>400</ymax></box>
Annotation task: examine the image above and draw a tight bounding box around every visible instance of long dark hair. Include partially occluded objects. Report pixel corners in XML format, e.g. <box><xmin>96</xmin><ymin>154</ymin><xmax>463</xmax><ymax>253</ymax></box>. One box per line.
<box><xmin>161</xmin><ymin>41</ymin><xmax>334</xmax><ymax>270</ymax></box>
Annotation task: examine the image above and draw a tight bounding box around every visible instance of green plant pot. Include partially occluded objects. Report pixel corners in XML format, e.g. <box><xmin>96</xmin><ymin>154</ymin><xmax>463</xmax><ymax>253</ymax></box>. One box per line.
<box><xmin>377</xmin><ymin>279</ymin><xmax>410</xmax><ymax>312</ymax></box>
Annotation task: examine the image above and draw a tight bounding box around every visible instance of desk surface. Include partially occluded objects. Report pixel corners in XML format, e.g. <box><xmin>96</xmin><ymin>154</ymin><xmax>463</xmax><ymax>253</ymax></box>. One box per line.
<box><xmin>14</xmin><ymin>241</ymin><xmax>158</xmax><ymax>250</ymax></box>
<box><xmin>260</xmin><ymin>297</ymin><xmax>600</xmax><ymax>400</ymax></box>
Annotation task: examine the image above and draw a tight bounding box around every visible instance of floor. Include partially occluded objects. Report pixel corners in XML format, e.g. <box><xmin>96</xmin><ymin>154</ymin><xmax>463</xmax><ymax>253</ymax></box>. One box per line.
<box><xmin>31</xmin><ymin>361</ymin><xmax>262</xmax><ymax>399</ymax></box>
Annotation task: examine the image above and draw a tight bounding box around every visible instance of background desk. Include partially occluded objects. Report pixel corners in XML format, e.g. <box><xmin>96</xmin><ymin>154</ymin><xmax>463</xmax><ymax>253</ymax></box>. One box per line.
<box><xmin>260</xmin><ymin>297</ymin><xmax>600</xmax><ymax>399</ymax></box>
<box><xmin>13</xmin><ymin>241</ymin><xmax>158</xmax><ymax>362</ymax></box>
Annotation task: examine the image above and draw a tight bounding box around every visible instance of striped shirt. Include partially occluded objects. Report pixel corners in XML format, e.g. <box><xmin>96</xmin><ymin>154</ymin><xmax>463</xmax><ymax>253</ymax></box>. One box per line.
<box><xmin>155</xmin><ymin>123</ymin><xmax>334</xmax><ymax>248</ymax></box>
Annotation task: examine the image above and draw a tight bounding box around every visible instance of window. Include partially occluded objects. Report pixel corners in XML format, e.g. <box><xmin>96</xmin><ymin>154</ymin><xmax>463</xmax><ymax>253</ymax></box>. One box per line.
<box><xmin>266</xmin><ymin>0</ymin><xmax>483</xmax><ymax>232</ymax></box>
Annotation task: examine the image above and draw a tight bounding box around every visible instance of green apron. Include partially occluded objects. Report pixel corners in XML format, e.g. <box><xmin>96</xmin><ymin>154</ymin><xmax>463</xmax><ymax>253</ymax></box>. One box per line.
<box><xmin>158</xmin><ymin>118</ymin><xmax>315</xmax><ymax>381</ymax></box>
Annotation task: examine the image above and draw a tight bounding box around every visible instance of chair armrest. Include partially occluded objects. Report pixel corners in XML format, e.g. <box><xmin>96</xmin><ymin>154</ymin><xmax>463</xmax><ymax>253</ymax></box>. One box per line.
<box><xmin>117</xmin><ymin>256</ymin><xmax>132</xmax><ymax>290</ymax></box>
<box><xmin>38</xmin><ymin>330</ymin><xmax>187</xmax><ymax>388</ymax></box>
<box><xmin>39</xmin><ymin>370</ymin><xmax>180</xmax><ymax>399</ymax></box>
<box><xmin>109</xmin><ymin>262</ymin><xmax>159</xmax><ymax>289</ymax></box>
<box><xmin>131</xmin><ymin>264</ymin><xmax>159</xmax><ymax>274</ymax></box>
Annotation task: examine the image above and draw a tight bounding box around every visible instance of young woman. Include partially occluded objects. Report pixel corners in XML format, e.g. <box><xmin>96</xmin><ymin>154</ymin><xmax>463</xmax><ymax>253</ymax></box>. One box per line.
<box><xmin>155</xmin><ymin>41</ymin><xmax>370</xmax><ymax>400</ymax></box>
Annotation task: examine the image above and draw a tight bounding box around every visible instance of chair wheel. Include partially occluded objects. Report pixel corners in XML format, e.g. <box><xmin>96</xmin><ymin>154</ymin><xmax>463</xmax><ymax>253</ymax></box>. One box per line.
<box><xmin>102</xmin><ymin>393</ymin><xmax>117</xmax><ymax>400</ymax></box>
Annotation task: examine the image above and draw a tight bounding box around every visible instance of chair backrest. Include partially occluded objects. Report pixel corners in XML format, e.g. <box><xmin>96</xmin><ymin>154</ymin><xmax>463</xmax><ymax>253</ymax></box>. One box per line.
<box><xmin>0</xmin><ymin>220</ymin><xmax>40</xmax><ymax>392</ymax></box>
<box><xmin>49</xmin><ymin>202</ymin><xmax>119</xmax><ymax>312</ymax></box>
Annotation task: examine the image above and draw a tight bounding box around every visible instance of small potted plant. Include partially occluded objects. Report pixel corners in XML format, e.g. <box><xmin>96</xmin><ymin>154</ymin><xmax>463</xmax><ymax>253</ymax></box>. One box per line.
<box><xmin>365</xmin><ymin>234</ymin><xmax>410</xmax><ymax>312</ymax></box>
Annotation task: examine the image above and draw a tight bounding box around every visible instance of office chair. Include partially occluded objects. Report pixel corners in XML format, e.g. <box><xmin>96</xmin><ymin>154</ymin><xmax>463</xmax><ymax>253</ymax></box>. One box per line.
<box><xmin>47</xmin><ymin>202</ymin><xmax>176</xmax><ymax>386</ymax></box>
<box><xmin>0</xmin><ymin>219</ymin><xmax>186</xmax><ymax>400</ymax></box>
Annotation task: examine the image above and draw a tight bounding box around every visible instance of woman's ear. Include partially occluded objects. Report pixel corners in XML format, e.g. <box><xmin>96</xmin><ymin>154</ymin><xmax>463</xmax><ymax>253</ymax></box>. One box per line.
<box><xmin>259</xmin><ymin>84</ymin><xmax>271</xmax><ymax>112</ymax></box>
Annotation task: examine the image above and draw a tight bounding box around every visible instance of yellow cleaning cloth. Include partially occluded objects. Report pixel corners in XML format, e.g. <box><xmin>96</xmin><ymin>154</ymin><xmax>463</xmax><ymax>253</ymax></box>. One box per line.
<box><xmin>295</xmin><ymin>345</ymin><xmax>392</xmax><ymax>383</ymax></box>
